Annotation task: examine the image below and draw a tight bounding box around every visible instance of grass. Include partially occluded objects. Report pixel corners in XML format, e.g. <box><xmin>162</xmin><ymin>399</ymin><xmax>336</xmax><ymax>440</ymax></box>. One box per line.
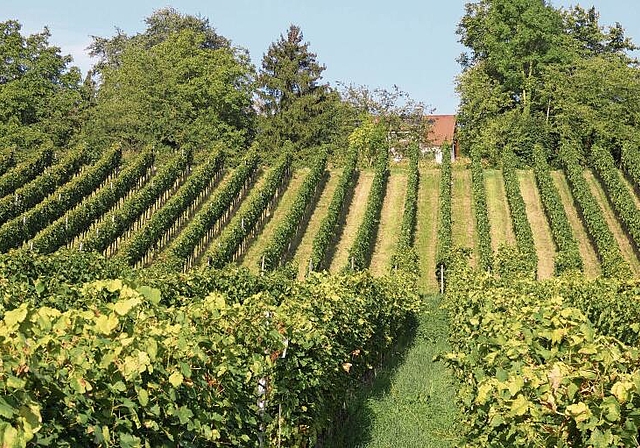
<box><xmin>451</xmin><ymin>168</ymin><xmax>477</xmax><ymax>267</ymax></box>
<box><xmin>326</xmin><ymin>296</ymin><xmax>464</xmax><ymax>448</ymax></box>
<box><xmin>291</xmin><ymin>168</ymin><xmax>343</xmax><ymax>279</ymax></box>
<box><xmin>583</xmin><ymin>169</ymin><xmax>640</xmax><ymax>274</ymax></box>
<box><xmin>329</xmin><ymin>171</ymin><xmax>374</xmax><ymax>272</ymax></box>
<box><xmin>239</xmin><ymin>168</ymin><xmax>308</xmax><ymax>272</ymax></box>
<box><xmin>415</xmin><ymin>169</ymin><xmax>440</xmax><ymax>293</ymax></box>
<box><xmin>484</xmin><ymin>169</ymin><xmax>515</xmax><ymax>251</ymax></box>
<box><xmin>369</xmin><ymin>170</ymin><xmax>408</xmax><ymax>276</ymax></box>
<box><xmin>550</xmin><ymin>171</ymin><xmax>601</xmax><ymax>278</ymax></box>
<box><xmin>517</xmin><ymin>170</ymin><xmax>556</xmax><ymax>280</ymax></box>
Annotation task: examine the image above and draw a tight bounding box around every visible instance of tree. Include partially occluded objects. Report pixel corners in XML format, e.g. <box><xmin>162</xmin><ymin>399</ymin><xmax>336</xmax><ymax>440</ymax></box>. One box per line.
<box><xmin>83</xmin><ymin>13</ymin><xmax>255</xmax><ymax>158</ymax></box>
<box><xmin>0</xmin><ymin>20</ymin><xmax>84</xmax><ymax>151</ymax></box>
<box><xmin>256</xmin><ymin>25</ymin><xmax>342</xmax><ymax>163</ymax></box>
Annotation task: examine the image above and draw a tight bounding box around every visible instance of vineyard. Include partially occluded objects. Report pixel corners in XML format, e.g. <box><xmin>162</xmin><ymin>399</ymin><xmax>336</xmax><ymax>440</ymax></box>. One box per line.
<box><xmin>1</xmin><ymin>139</ymin><xmax>640</xmax><ymax>445</ymax></box>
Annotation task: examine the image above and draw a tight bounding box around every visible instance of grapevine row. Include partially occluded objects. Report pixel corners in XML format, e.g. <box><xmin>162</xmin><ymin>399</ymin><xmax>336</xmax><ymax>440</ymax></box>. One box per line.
<box><xmin>259</xmin><ymin>150</ymin><xmax>327</xmax><ymax>272</ymax></box>
<box><xmin>0</xmin><ymin>145</ymin><xmax>122</xmax><ymax>253</ymax></box>
<box><xmin>0</xmin><ymin>148</ymin><xmax>86</xmax><ymax>226</ymax></box>
<box><xmin>621</xmin><ymin>142</ymin><xmax>640</xmax><ymax>193</ymax></box>
<box><xmin>114</xmin><ymin>150</ymin><xmax>224</xmax><ymax>267</ymax></box>
<box><xmin>470</xmin><ymin>150</ymin><xmax>493</xmax><ymax>272</ymax></box>
<box><xmin>159</xmin><ymin>152</ymin><xmax>260</xmax><ymax>271</ymax></box>
<box><xmin>205</xmin><ymin>152</ymin><xmax>292</xmax><ymax>268</ymax></box>
<box><xmin>30</xmin><ymin>148</ymin><xmax>154</xmax><ymax>254</ymax></box>
<box><xmin>434</xmin><ymin>146</ymin><xmax>452</xmax><ymax>286</ymax></box>
<box><xmin>81</xmin><ymin>151</ymin><xmax>192</xmax><ymax>255</ymax></box>
<box><xmin>561</xmin><ymin>142</ymin><xmax>630</xmax><ymax>277</ymax></box>
<box><xmin>0</xmin><ymin>149</ymin><xmax>16</xmax><ymax>176</ymax></box>
<box><xmin>308</xmin><ymin>150</ymin><xmax>357</xmax><ymax>273</ymax></box>
<box><xmin>346</xmin><ymin>149</ymin><xmax>389</xmax><ymax>271</ymax></box>
<box><xmin>0</xmin><ymin>146</ymin><xmax>54</xmax><ymax>199</ymax></box>
<box><xmin>532</xmin><ymin>144</ymin><xmax>583</xmax><ymax>274</ymax></box>
<box><xmin>501</xmin><ymin>150</ymin><xmax>537</xmax><ymax>277</ymax></box>
<box><xmin>391</xmin><ymin>145</ymin><xmax>419</xmax><ymax>273</ymax></box>
<box><xmin>590</xmin><ymin>144</ymin><xmax>640</xmax><ymax>253</ymax></box>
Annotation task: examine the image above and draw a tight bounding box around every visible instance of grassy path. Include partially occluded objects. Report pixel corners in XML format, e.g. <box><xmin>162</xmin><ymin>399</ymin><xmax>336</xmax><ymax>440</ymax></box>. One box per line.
<box><xmin>292</xmin><ymin>168</ymin><xmax>342</xmax><ymax>279</ymax></box>
<box><xmin>517</xmin><ymin>170</ymin><xmax>555</xmax><ymax>279</ymax></box>
<box><xmin>415</xmin><ymin>169</ymin><xmax>440</xmax><ymax>293</ymax></box>
<box><xmin>240</xmin><ymin>169</ymin><xmax>308</xmax><ymax>272</ymax></box>
<box><xmin>370</xmin><ymin>171</ymin><xmax>407</xmax><ymax>276</ymax></box>
<box><xmin>327</xmin><ymin>296</ymin><xmax>463</xmax><ymax>448</ymax></box>
<box><xmin>451</xmin><ymin>168</ymin><xmax>477</xmax><ymax>267</ymax></box>
<box><xmin>484</xmin><ymin>169</ymin><xmax>515</xmax><ymax>251</ymax></box>
<box><xmin>584</xmin><ymin>170</ymin><xmax>640</xmax><ymax>274</ymax></box>
<box><xmin>551</xmin><ymin>171</ymin><xmax>600</xmax><ymax>278</ymax></box>
<box><xmin>329</xmin><ymin>171</ymin><xmax>374</xmax><ymax>272</ymax></box>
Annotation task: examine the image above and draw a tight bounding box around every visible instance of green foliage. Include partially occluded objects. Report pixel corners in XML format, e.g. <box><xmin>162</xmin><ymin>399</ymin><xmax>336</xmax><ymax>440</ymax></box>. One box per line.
<box><xmin>621</xmin><ymin>142</ymin><xmax>640</xmax><ymax>193</ymax></box>
<box><xmin>115</xmin><ymin>149</ymin><xmax>224</xmax><ymax>266</ymax></box>
<box><xmin>590</xmin><ymin>144</ymin><xmax>640</xmax><ymax>254</ymax></box>
<box><xmin>444</xmin><ymin>261</ymin><xmax>640</xmax><ymax>447</ymax></box>
<box><xmin>435</xmin><ymin>147</ymin><xmax>452</xmax><ymax>282</ymax></box>
<box><xmin>470</xmin><ymin>151</ymin><xmax>493</xmax><ymax>271</ymax></box>
<box><xmin>30</xmin><ymin>147</ymin><xmax>154</xmax><ymax>254</ymax></box>
<box><xmin>205</xmin><ymin>152</ymin><xmax>293</xmax><ymax>268</ymax></box>
<box><xmin>348</xmin><ymin>115</ymin><xmax>388</xmax><ymax>166</ymax></box>
<box><xmin>82</xmin><ymin>150</ymin><xmax>191</xmax><ymax>254</ymax></box>
<box><xmin>260</xmin><ymin>150</ymin><xmax>327</xmax><ymax>271</ymax></box>
<box><xmin>346</xmin><ymin>149</ymin><xmax>389</xmax><ymax>271</ymax></box>
<box><xmin>257</xmin><ymin>25</ymin><xmax>342</xmax><ymax>162</ymax></box>
<box><xmin>0</xmin><ymin>149</ymin><xmax>16</xmax><ymax>177</ymax></box>
<box><xmin>0</xmin><ymin>146</ymin><xmax>54</xmax><ymax>199</ymax></box>
<box><xmin>0</xmin><ymin>251</ymin><xmax>419</xmax><ymax>446</ymax></box>
<box><xmin>0</xmin><ymin>20</ymin><xmax>85</xmax><ymax>150</ymax></box>
<box><xmin>308</xmin><ymin>150</ymin><xmax>358</xmax><ymax>272</ymax></box>
<box><xmin>560</xmin><ymin>142</ymin><xmax>630</xmax><ymax>278</ymax></box>
<box><xmin>0</xmin><ymin>147</ymin><xmax>86</xmax><ymax>226</ymax></box>
<box><xmin>501</xmin><ymin>149</ymin><xmax>537</xmax><ymax>278</ymax></box>
<box><xmin>159</xmin><ymin>152</ymin><xmax>260</xmax><ymax>271</ymax></box>
<box><xmin>0</xmin><ymin>145</ymin><xmax>121</xmax><ymax>252</ymax></box>
<box><xmin>391</xmin><ymin>146</ymin><xmax>420</xmax><ymax>274</ymax></box>
<box><xmin>86</xmin><ymin>22</ymin><xmax>255</xmax><ymax>156</ymax></box>
<box><xmin>532</xmin><ymin>144</ymin><xmax>583</xmax><ymax>274</ymax></box>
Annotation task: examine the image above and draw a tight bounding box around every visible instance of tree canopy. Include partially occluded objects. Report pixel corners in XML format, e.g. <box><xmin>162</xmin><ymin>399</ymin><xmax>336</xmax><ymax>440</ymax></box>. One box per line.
<box><xmin>0</xmin><ymin>20</ymin><xmax>84</xmax><ymax>151</ymax></box>
<box><xmin>456</xmin><ymin>0</ymin><xmax>639</xmax><ymax>164</ymax></box>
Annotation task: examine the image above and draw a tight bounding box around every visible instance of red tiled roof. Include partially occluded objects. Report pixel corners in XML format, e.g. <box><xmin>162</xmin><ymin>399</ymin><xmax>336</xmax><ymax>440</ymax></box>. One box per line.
<box><xmin>425</xmin><ymin>115</ymin><xmax>456</xmax><ymax>146</ymax></box>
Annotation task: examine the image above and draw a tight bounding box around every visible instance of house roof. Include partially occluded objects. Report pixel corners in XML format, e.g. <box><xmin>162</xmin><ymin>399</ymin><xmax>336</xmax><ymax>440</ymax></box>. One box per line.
<box><xmin>425</xmin><ymin>115</ymin><xmax>456</xmax><ymax>146</ymax></box>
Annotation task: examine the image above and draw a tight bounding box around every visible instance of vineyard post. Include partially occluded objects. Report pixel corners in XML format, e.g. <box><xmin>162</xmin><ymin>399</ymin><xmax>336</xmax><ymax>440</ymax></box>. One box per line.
<box><xmin>440</xmin><ymin>264</ymin><xmax>444</xmax><ymax>294</ymax></box>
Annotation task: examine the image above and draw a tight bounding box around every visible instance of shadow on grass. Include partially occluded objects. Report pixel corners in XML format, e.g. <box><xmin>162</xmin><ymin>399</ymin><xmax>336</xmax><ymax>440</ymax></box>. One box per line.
<box><xmin>320</xmin><ymin>313</ymin><xmax>421</xmax><ymax>448</ymax></box>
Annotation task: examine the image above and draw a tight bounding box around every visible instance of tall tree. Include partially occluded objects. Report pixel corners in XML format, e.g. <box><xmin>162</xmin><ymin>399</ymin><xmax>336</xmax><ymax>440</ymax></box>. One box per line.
<box><xmin>83</xmin><ymin>12</ymin><xmax>255</xmax><ymax>157</ymax></box>
<box><xmin>0</xmin><ymin>20</ymin><xmax>84</xmax><ymax>151</ymax></box>
<box><xmin>257</xmin><ymin>25</ymin><xmax>342</xmax><ymax>162</ymax></box>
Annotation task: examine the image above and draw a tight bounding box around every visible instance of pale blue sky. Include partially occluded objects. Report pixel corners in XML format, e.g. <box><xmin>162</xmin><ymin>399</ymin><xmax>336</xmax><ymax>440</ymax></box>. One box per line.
<box><xmin>5</xmin><ymin>1</ymin><xmax>639</xmax><ymax>114</ymax></box>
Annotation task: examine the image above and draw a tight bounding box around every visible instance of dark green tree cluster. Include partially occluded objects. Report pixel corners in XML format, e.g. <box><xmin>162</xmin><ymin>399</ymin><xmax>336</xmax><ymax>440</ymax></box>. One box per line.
<box><xmin>456</xmin><ymin>0</ymin><xmax>639</xmax><ymax>164</ymax></box>
<box><xmin>256</xmin><ymin>25</ymin><xmax>344</xmax><ymax>163</ymax></box>
<box><xmin>0</xmin><ymin>21</ymin><xmax>85</xmax><ymax>151</ymax></box>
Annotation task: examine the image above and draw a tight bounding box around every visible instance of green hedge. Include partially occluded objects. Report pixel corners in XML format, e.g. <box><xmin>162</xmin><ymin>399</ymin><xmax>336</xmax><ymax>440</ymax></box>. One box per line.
<box><xmin>82</xmin><ymin>151</ymin><xmax>191</xmax><ymax>254</ymax></box>
<box><xmin>501</xmin><ymin>150</ymin><xmax>537</xmax><ymax>278</ymax></box>
<box><xmin>30</xmin><ymin>148</ymin><xmax>154</xmax><ymax>254</ymax></box>
<box><xmin>0</xmin><ymin>145</ymin><xmax>121</xmax><ymax>253</ymax></box>
<box><xmin>205</xmin><ymin>152</ymin><xmax>292</xmax><ymax>269</ymax></box>
<box><xmin>346</xmin><ymin>148</ymin><xmax>389</xmax><ymax>271</ymax></box>
<box><xmin>391</xmin><ymin>146</ymin><xmax>420</xmax><ymax>274</ymax></box>
<box><xmin>590</xmin><ymin>144</ymin><xmax>640</xmax><ymax>254</ymax></box>
<box><xmin>115</xmin><ymin>150</ymin><xmax>224</xmax><ymax>266</ymax></box>
<box><xmin>0</xmin><ymin>148</ymin><xmax>86</xmax><ymax>226</ymax></box>
<box><xmin>308</xmin><ymin>150</ymin><xmax>358</xmax><ymax>273</ymax></box>
<box><xmin>0</xmin><ymin>146</ymin><xmax>54</xmax><ymax>199</ymax></box>
<box><xmin>260</xmin><ymin>150</ymin><xmax>327</xmax><ymax>272</ymax></box>
<box><xmin>561</xmin><ymin>142</ymin><xmax>630</xmax><ymax>278</ymax></box>
<box><xmin>470</xmin><ymin>150</ymin><xmax>492</xmax><ymax>272</ymax></box>
<box><xmin>532</xmin><ymin>145</ymin><xmax>583</xmax><ymax>274</ymax></box>
<box><xmin>0</xmin><ymin>149</ymin><xmax>16</xmax><ymax>177</ymax></box>
<box><xmin>621</xmin><ymin>142</ymin><xmax>640</xmax><ymax>193</ymax></box>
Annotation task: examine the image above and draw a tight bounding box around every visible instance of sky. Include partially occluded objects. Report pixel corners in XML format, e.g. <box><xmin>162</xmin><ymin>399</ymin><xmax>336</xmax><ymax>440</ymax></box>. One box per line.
<box><xmin>4</xmin><ymin>0</ymin><xmax>640</xmax><ymax>115</ymax></box>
